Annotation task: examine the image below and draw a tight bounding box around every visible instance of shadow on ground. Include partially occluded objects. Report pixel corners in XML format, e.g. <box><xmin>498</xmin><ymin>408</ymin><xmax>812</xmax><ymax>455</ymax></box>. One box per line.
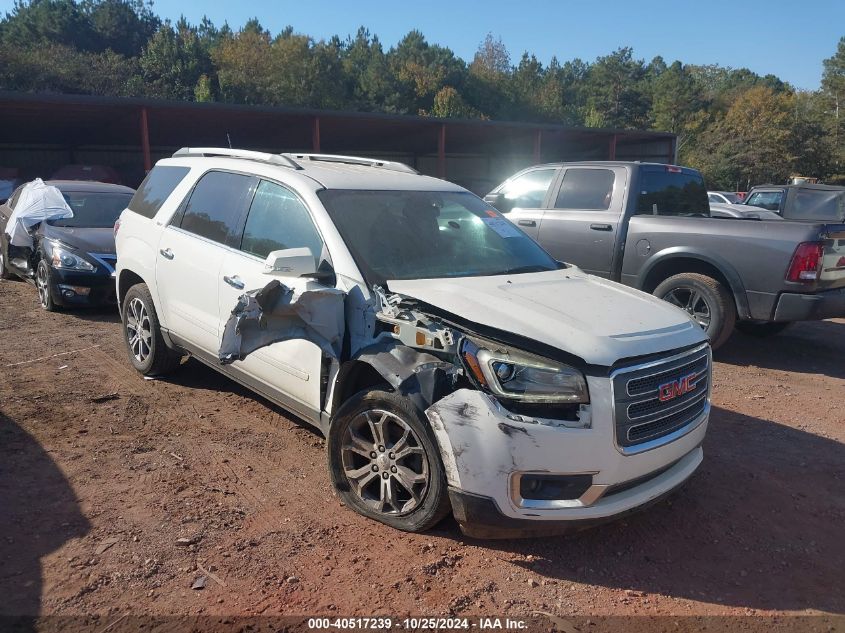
<box><xmin>0</xmin><ymin>411</ymin><xmax>90</xmax><ymax>619</ymax></box>
<box><xmin>481</xmin><ymin>405</ymin><xmax>844</xmax><ymax>613</ymax></box>
<box><xmin>61</xmin><ymin>305</ymin><xmax>121</xmax><ymax>325</ymax></box>
<box><xmin>716</xmin><ymin>319</ymin><xmax>845</xmax><ymax>379</ymax></box>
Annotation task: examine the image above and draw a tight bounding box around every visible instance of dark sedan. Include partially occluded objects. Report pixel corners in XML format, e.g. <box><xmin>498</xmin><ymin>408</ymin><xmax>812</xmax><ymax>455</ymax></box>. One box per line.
<box><xmin>0</xmin><ymin>180</ymin><xmax>134</xmax><ymax>310</ymax></box>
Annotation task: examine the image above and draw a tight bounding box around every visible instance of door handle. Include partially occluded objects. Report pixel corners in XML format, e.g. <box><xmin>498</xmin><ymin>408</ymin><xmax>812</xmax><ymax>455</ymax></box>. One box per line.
<box><xmin>223</xmin><ymin>275</ymin><xmax>245</xmax><ymax>290</ymax></box>
<box><xmin>159</xmin><ymin>248</ymin><xmax>174</xmax><ymax>260</ymax></box>
<box><xmin>517</xmin><ymin>219</ymin><xmax>537</xmax><ymax>227</ymax></box>
<box><xmin>590</xmin><ymin>223</ymin><xmax>613</xmax><ymax>232</ymax></box>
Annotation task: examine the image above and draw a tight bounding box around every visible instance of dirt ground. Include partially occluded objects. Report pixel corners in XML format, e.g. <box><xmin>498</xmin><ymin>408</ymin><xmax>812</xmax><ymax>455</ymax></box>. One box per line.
<box><xmin>0</xmin><ymin>276</ymin><xmax>843</xmax><ymax>624</ymax></box>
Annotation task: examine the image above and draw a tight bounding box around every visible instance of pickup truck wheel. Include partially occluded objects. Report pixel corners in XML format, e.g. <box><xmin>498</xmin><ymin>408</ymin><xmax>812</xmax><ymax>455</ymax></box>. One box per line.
<box><xmin>121</xmin><ymin>283</ymin><xmax>181</xmax><ymax>376</ymax></box>
<box><xmin>654</xmin><ymin>273</ymin><xmax>736</xmax><ymax>349</ymax></box>
<box><xmin>736</xmin><ymin>321</ymin><xmax>792</xmax><ymax>337</ymax></box>
<box><xmin>328</xmin><ymin>389</ymin><xmax>450</xmax><ymax>533</ymax></box>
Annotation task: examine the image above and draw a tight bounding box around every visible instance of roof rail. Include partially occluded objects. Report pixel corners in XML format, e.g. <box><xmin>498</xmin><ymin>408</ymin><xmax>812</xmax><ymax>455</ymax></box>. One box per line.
<box><xmin>172</xmin><ymin>147</ymin><xmax>302</xmax><ymax>170</ymax></box>
<box><xmin>283</xmin><ymin>153</ymin><xmax>418</xmax><ymax>175</ymax></box>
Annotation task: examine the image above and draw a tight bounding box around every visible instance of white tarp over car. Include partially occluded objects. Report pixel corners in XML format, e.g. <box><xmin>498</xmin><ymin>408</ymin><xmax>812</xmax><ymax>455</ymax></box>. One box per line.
<box><xmin>4</xmin><ymin>179</ymin><xmax>73</xmax><ymax>247</ymax></box>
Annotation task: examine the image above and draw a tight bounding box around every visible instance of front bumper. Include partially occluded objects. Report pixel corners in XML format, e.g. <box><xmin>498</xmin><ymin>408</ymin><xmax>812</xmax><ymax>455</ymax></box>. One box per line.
<box><xmin>425</xmin><ymin>381</ymin><xmax>707</xmax><ymax>538</ymax></box>
<box><xmin>50</xmin><ymin>268</ymin><xmax>116</xmax><ymax>307</ymax></box>
<box><xmin>773</xmin><ymin>287</ymin><xmax>845</xmax><ymax>321</ymax></box>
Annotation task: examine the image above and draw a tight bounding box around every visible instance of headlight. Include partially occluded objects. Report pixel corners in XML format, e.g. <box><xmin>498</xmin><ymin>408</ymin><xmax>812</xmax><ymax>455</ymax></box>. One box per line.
<box><xmin>460</xmin><ymin>337</ymin><xmax>589</xmax><ymax>403</ymax></box>
<box><xmin>48</xmin><ymin>243</ymin><xmax>95</xmax><ymax>271</ymax></box>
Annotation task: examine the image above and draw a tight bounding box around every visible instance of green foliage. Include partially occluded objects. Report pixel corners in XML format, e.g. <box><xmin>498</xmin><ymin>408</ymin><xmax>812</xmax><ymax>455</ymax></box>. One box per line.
<box><xmin>0</xmin><ymin>1</ymin><xmax>840</xmax><ymax>186</ymax></box>
<box><xmin>821</xmin><ymin>37</ymin><xmax>845</xmax><ymax>177</ymax></box>
<box><xmin>583</xmin><ymin>48</ymin><xmax>650</xmax><ymax>129</ymax></box>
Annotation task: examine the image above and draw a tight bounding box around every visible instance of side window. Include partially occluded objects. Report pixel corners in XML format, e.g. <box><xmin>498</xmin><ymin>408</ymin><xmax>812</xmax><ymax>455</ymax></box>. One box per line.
<box><xmin>708</xmin><ymin>193</ymin><xmax>720</xmax><ymax>203</ymax></box>
<box><xmin>500</xmin><ymin>169</ymin><xmax>556</xmax><ymax>210</ymax></box>
<box><xmin>554</xmin><ymin>168</ymin><xmax>615</xmax><ymax>210</ymax></box>
<box><xmin>746</xmin><ymin>191</ymin><xmax>782</xmax><ymax>212</ymax></box>
<box><xmin>179</xmin><ymin>171</ymin><xmax>253</xmax><ymax>245</ymax></box>
<box><xmin>129</xmin><ymin>166</ymin><xmax>191</xmax><ymax>219</ymax></box>
<box><xmin>240</xmin><ymin>180</ymin><xmax>323</xmax><ymax>265</ymax></box>
<box><xmin>790</xmin><ymin>189</ymin><xmax>845</xmax><ymax>221</ymax></box>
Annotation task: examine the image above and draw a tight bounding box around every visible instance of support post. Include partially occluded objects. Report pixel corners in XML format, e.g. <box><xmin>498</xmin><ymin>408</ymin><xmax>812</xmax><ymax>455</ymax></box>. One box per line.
<box><xmin>437</xmin><ymin>123</ymin><xmax>446</xmax><ymax>179</ymax></box>
<box><xmin>533</xmin><ymin>129</ymin><xmax>542</xmax><ymax>164</ymax></box>
<box><xmin>608</xmin><ymin>134</ymin><xmax>617</xmax><ymax>161</ymax></box>
<box><xmin>140</xmin><ymin>107</ymin><xmax>151</xmax><ymax>173</ymax></box>
<box><xmin>312</xmin><ymin>117</ymin><xmax>321</xmax><ymax>153</ymax></box>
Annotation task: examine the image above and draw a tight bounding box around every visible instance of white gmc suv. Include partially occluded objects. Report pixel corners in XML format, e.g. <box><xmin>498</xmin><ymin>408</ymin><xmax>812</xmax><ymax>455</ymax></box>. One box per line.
<box><xmin>115</xmin><ymin>148</ymin><xmax>711</xmax><ymax>538</ymax></box>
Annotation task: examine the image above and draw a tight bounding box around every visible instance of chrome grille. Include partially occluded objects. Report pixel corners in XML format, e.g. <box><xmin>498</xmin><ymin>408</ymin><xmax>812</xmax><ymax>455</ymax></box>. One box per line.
<box><xmin>612</xmin><ymin>344</ymin><xmax>711</xmax><ymax>451</ymax></box>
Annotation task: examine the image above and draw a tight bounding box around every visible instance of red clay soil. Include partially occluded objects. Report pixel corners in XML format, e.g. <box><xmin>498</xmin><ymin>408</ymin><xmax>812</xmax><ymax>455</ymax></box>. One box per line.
<box><xmin>0</xmin><ymin>277</ymin><xmax>843</xmax><ymax>625</ymax></box>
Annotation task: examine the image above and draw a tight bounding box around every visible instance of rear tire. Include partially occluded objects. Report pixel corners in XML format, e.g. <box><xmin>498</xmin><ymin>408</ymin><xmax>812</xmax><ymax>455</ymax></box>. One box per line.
<box><xmin>121</xmin><ymin>283</ymin><xmax>181</xmax><ymax>376</ymax></box>
<box><xmin>654</xmin><ymin>272</ymin><xmax>736</xmax><ymax>350</ymax></box>
<box><xmin>736</xmin><ymin>321</ymin><xmax>792</xmax><ymax>337</ymax></box>
<box><xmin>328</xmin><ymin>388</ymin><xmax>450</xmax><ymax>533</ymax></box>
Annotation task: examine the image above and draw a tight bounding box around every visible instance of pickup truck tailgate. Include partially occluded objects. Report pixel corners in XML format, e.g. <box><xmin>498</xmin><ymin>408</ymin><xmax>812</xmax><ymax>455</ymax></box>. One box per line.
<box><xmin>820</xmin><ymin>225</ymin><xmax>845</xmax><ymax>286</ymax></box>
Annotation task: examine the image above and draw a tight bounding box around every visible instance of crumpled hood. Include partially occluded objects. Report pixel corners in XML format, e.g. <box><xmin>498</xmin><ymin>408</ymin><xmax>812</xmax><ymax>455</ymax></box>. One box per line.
<box><xmin>40</xmin><ymin>224</ymin><xmax>116</xmax><ymax>255</ymax></box>
<box><xmin>387</xmin><ymin>268</ymin><xmax>706</xmax><ymax>367</ymax></box>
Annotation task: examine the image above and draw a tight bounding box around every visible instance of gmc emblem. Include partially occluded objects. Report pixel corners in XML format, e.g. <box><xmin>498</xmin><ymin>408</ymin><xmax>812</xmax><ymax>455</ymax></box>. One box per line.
<box><xmin>658</xmin><ymin>372</ymin><xmax>698</xmax><ymax>402</ymax></box>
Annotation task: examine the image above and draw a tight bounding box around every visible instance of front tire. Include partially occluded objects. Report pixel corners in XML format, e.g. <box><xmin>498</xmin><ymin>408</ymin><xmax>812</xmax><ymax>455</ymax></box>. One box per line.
<box><xmin>121</xmin><ymin>283</ymin><xmax>181</xmax><ymax>376</ymax></box>
<box><xmin>0</xmin><ymin>248</ymin><xmax>12</xmax><ymax>280</ymax></box>
<box><xmin>654</xmin><ymin>272</ymin><xmax>736</xmax><ymax>350</ymax></box>
<box><xmin>36</xmin><ymin>259</ymin><xmax>58</xmax><ymax>311</ymax></box>
<box><xmin>328</xmin><ymin>389</ymin><xmax>450</xmax><ymax>532</ymax></box>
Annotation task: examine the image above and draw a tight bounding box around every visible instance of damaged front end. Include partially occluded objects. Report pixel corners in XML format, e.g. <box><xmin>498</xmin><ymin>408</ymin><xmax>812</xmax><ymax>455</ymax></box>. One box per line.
<box><xmin>217</xmin><ymin>281</ymin><xmax>703</xmax><ymax>538</ymax></box>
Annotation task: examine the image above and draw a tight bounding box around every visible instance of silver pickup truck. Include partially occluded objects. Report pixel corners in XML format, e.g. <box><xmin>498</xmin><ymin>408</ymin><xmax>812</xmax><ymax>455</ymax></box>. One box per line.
<box><xmin>486</xmin><ymin>162</ymin><xmax>845</xmax><ymax>348</ymax></box>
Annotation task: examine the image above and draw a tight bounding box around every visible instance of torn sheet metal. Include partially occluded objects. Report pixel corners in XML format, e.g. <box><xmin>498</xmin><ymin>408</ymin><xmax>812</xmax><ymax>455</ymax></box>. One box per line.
<box><xmin>219</xmin><ymin>279</ymin><xmax>345</xmax><ymax>364</ymax></box>
<box><xmin>353</xmin><ymin>340</ymin><xmax>459</xmax><ymax>411</ymax></box>
<box><xmin>4</xmin><ymin>179</ymin><xmax>73</xmax><ymax>247</ymax></box>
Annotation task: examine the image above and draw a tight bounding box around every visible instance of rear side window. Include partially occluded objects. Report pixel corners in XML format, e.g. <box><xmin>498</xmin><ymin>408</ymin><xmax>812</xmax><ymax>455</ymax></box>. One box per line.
<box><xmin>745</xmin><ymin>191</ymin><xmax>784</xmax><ymax>212</ymax></box>
<box><xmin>240</xmin><ymin>180</ymin><xmax>323</xmax><ymax>265</ymax></box>
<box><xmin>788</xmin><ymin>189</ymin><xmax>845</xmax><ymax>222</ymax></box>
<box><xmin>129</xmin><ymin>166</ymin><xmax>191</xmax><ymax>219</ymax></box>
<box><xmin>499</xmin><ymin>169</ymin><xmax>556</xmax><ymax>210</ymax></box>
<box><xmin>636</xmin><ymin>169</ymin><xmax>709</xmax><ymax>216</ymax></box>
<box><xmin>179</xmin><ymin>171</ymin><xmax>253</xmax><ymax>245</ymax></box>
<box><xmin>554</xmin><ymin>168</ymin><xmax>615</xmax><ymax>210</ymax></box>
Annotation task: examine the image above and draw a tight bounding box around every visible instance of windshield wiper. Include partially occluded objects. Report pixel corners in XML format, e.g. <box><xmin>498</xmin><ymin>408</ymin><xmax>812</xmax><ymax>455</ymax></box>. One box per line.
<box><xmin>496</xmin><ymin>265</ymin><xmax>556</xmax><ymax>275</ymax></box>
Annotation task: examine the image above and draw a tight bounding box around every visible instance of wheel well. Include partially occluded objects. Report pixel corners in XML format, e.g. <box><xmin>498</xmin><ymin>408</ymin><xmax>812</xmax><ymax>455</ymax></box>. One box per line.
<box><xmin>642</xmin><ymin>257</ymin><xmax>734</xmax><ymax>297</ymax></box>
<box><xmin>118</xmin><ymin>270</ymin><xmax>144</xmax><ymax>309</ymax></box>
<box><xmin>332</xmin><ymin>361</ymin><xmax>391</xmax><ymax>412</ymax></box>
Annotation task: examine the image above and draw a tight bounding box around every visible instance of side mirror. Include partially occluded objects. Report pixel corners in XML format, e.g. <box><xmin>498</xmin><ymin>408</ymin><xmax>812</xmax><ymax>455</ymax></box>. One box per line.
<box><xmin>484</xmin><ymin>192</ymin><xmax>506</xmax><ymax>211</ymax></box>
<box><xmin>263</xmin><ymin>247</ymin><xmax>316</xmax><ymax>277</ymax></box>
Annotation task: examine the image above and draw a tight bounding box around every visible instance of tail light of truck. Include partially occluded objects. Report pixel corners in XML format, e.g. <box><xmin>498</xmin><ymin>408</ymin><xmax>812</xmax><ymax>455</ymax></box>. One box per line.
<box><xmin>785</xmin><ymin>242</ymin><xmax>824</xmax><ymax>282</ymax></box>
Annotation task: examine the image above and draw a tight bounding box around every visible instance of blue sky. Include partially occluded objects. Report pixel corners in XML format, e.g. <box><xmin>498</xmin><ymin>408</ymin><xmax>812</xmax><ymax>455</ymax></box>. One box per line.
<box><xmin>3</xmin><ymin>0</ymin><xmax>843</xmax><ymax>89</ymax></box>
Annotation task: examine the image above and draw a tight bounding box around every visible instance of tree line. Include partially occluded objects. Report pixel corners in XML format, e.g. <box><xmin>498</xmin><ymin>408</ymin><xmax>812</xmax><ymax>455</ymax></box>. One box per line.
<box><xmin>1</xmin><ymin>0</ymin><xmax>843</xmax><ymax>189</ymax></box>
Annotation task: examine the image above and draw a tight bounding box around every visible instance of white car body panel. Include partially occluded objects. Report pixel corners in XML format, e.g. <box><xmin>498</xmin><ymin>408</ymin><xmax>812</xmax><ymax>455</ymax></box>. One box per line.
<box><xmin>388</xmin><ymin>268</ymin><xmax>703</xmax><ymax>366</ymax></box>
<box><xmin>155</xmin><ymin>226</ymin><xmax>224</xmax><ymax>352</ymax></box>
<box><xmin>217</xmin><ymin>249</ymin><xmax>323</xmax><ymax>411</ymax></box>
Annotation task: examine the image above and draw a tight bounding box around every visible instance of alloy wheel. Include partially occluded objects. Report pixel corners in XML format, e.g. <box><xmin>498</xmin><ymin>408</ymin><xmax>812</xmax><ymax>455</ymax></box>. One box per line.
<box><xmin>664</xmin><ymin>287</ymin><xmax>712</xmax><ymax>329</ymax></box>
<box><xmin>36</xmin><ymin>263</ymin><xmax>50</xmax><ymax>308</ymax></box>
<box><xmin>125</xmin><ymin>297</ymin><xmax>153</xmax><ymax>363</ymax></box>
<box><xmin>340</xmin><ymin>409</ymin><xmax>429</xmax><ymax>516</ymax></box>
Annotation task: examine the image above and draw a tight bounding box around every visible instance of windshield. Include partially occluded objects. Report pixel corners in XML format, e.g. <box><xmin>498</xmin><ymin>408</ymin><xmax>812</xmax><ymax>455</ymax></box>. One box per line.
<box><xmin>52</xmin><ymin>191</ymin><xmax>132</xmax><ymax>228</ymax></box>
<box><xmin>636</xmin><ymin>169</ymin><xmax>709</xmax><ymax>216</ymax></box>
<box><xmin>319</xmin><ymin>190</ymin><xmax>559</xmax><ymax>284</ymax></box>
